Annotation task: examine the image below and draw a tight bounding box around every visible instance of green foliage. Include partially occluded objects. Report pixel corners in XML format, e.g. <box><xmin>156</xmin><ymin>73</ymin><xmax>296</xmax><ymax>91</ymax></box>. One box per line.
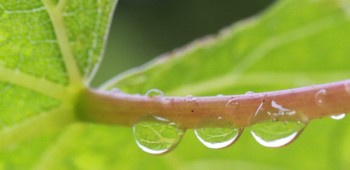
<box><xmin>0</xmin><ymin>0</ymin><xmax>350</xmax><ymax>169</ymax></box>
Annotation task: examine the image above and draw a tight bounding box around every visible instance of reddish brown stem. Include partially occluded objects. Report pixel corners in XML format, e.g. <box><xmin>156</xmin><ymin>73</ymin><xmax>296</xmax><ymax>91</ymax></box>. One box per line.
<box><xmin>76</xmin><ymin>80</ymin><xmax>350</xmax><ymax>128</ymax></box>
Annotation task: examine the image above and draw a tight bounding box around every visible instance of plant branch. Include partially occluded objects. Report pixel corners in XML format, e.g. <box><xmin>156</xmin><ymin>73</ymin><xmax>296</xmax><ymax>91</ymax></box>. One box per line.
<box><xmin>77</xmin><ymin>80</ymin><xmax>350</xmax><ymax>129</ymax></box>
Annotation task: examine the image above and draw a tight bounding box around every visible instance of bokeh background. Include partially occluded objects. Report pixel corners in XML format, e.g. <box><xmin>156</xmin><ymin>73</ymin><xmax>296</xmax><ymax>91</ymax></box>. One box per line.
<box><xmin>92</xmin><ymin>0</ymin><xmax>275</xmax><ymax>86</ymax></box>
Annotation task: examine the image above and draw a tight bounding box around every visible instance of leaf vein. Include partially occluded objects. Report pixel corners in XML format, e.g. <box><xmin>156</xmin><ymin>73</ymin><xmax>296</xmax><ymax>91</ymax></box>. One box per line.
<box><xmin>0</xmin><ymin>65</ymin><xmax>68</xmax><ymax>100</ymax></box>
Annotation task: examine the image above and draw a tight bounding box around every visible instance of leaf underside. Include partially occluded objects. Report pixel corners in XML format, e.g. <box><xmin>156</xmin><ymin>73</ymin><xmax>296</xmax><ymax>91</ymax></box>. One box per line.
<box><xmin>1</xmin><ymin>0</ymin><xmax>350</xmax><ymax>169</ymax></box>
<box><xmin>0</xmin><ymin>0</ymin><xmax>116</xmax><ymax>169</ymax></box>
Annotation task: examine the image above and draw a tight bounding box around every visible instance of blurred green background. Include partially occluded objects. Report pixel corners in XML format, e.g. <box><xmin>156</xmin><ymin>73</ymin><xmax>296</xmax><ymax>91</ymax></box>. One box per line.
<box><xmin>92</xmin><ymin>0</ymin><xmax>275</xmax><ymax>86</ymax></box>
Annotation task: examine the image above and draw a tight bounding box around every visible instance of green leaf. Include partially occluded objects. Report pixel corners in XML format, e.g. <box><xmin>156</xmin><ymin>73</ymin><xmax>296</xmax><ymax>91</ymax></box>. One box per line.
<box><xmin>0</xmin><ymin>0</ymin><xmax>116</xmax><ymax>168</ymax></box>
<box><xmin>2</xmin><ymin>0</ymin><xmax>350</xmax><ymax>170</ymax></box>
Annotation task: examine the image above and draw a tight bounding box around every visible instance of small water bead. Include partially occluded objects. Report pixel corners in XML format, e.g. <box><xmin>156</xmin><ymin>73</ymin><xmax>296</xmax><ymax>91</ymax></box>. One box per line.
<box><xmin>271</xmin><ymin>100</ymin><xmax>296</xmax><ymax>116</ymax></box>
<box><xmin>226</xmin><ymin>98</ymin><xmax>239</xmax><ymax>109</ymax></box>
<box><xmin>250</xmin><ymin>121</ymin><xmax>306</xmax><ymax>148</ymax></box>
<box><xmin>345</xmin><ymin>81</ymin><xmax>350</xmax><ymax>94</ymax></box>
<box><xmin>315</xmin><ymin>89</ymin><xmax>327</xmax><ymax>105</ymax></box>
<box><xmin>145</xmin><ymin>89</ymin><xmax>164</xmax><ymax>97</ymax></box>
<box><xmin>110</xmin><ymin>88</ymin><xmax>122</xmax><ymax>94</ymax></box>
<box><xmin>133</xmin><ymin>116</ymin><xmax>184</xmax><ymax>155</ymax></box>
<box><xmin>330</xmin><ymin>113</ymin><xmax>346</xmax><ymax>120</ymax></box>
<box><xmin>245</xmin><ymin>91</ymin><xmax>255</xmax><ymax>95</ymax></box>
<box><xmin>195</xmin><ymin>126</ymin><xmax>243</xmax><ymax>149</ymax></box>
<box><xmin>186</xmin><ymin>95</ymin><xmax>197</xmax><ymax>103</ymax></box>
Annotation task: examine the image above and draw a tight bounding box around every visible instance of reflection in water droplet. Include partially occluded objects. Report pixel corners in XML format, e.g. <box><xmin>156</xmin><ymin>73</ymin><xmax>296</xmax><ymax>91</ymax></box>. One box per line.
<box><xmin>331</xmin><ymin>113</ymin><xmax>346</xmax><ymax>120</ymax></box>
<box><xmin>195</xmin><ymin>126</ymin><xmax>242</xmax><ymax>149</ymax></box>
<box><xmin>145</xmin><ymin>89</ymin><xmax>164</xmax><ymax>97</ymax></box>
<box><xmin>133</xmin><ymin>116</ymin><xmax>184</xmax><ymax>154</ymax></box>
<box><xmin>226</xmin><ymin>98</ymin><xmax>238</xmax><ymax>109</ymax></box>
<box><xmin>345</xmin><ymin>81</ymin><xmax>350</xmax><ymax>94</ymax></box>
<box><xmin>250</xmin><ymin>121</ymin><xmax>305</xmax><ymax>148</ymax></box>
<box><xmin>315</xmin><ymin>89</ymin><xmax>327</xmax><ymax>105</ymax></box>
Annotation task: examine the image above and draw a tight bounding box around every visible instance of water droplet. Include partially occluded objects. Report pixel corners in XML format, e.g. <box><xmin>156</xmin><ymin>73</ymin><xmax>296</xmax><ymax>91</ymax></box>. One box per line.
<box><xmin>195</xmin><ymin>126</ymin><xmax>242</xmax><ymax>149</ymax></box>
<box><xmin>145</xmin><ymin>89</ymin><xmax>164</xmax><ymax>97</ymax></box>
<box><xmin>133</xmin><ymin>116</ymin><xmax>184</xmax><ymax>154</ymax></box>
<box><xmin>245</xmin><ymin>91</ymin><xmax>255</xmax><ymax>95</ymax></box>
<box><xmin>110</xmin><ymin>88</ymin><xmax>122</xmax><ymax>94</ymax></box>
<box><xmin>251</xmin><ymin>100</ymin><xmax>306</xmax><ymax>147</ymax></box>
<box><xmin>315</xmin><ymin>89</ymin><xmax>327</xmax><ymax>105</ymax></box>
<box><xmin>250</xmin><ymin>121</ymin><xmax>305</xmax><ymax>147</ymax></box>
<box><xmin>331</xmin><ymin>113</ymin><xmax>346</xmax><ymax>120</ymax></box>
<box><xmin>226</xmin><ymin>98</ymin><xmax>238</xmax><ymax>109</ymax></box>
<box><xmin>186</xmin><ymin>95</ymin><xmax>197</xmax><ymax>103</ymax></box>
<box><xmin>271</xmin><ymin>100</ymin><xmax>296</xmax><ymax>116</ymax></box>
<box><xmin>345</xmin><ymin>81</ymin><xmax>350</xmax><ymax>94</ymax></box>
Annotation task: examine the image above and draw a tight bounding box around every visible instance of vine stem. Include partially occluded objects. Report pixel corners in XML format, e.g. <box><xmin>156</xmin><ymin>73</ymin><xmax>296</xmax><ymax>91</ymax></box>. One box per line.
<box><xmin>77</xmin><ymin>80</ymin><xmax>350</xmax><ymax>128</ymax></box>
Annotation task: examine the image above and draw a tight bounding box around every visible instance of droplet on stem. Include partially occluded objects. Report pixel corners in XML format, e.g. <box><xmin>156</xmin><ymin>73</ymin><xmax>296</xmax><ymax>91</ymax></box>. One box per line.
<box><xmin>330</xmin><ymin>113</ymin><xmax>346</xmax><ymax>120</ymax></box>
<box><xmin>110</xmin><ymin>88</ymin><xmax>122</xmax><ymax>94</ymax></box>
<box><xmin>195</xmin><ymin>125</ymin><xmax>243</xmax><ymax>149</ymax></box>
<box><xmin>245</xmin><ymin>91</ymin><xmax>255</xmax><ymax>95</ymax></box>
<box><xmin>271</xmin><ymin>100</ymin><xmax>296</xmax><ymax>116</ymax></box>
<box><xmin>345</xmin><ymin>81</ymin><xmax>350</xmax><ymax>94</ymax></box>
<box><xmin>250</xmin><ymin>121</ymin><xmax>306</xmax><ymax>148</ymax></box>
<box><xmin>315</xmin><ymin>89</ymin><xmax>327</xmax><ymax>106</ymax></box>
<box><xmin>185</xmin><ymin>95</ymin><xmax>197</xmax><ymax>103</ymax></box>
<box><xmin>226</xmin><ymin>98</ymin><xmax>238</xmax><ymax>109</ymax></box>
<box><xmin>251</xmin><ymin>100</ymin><xmax>306</xmax><ymax>147</ymax></box>
<box><xmin>133</xmin><ymin>116</ymin><xmax>184</xmax><ymax>154</ymax></box>
<box><xmin>145</xmin><ymin>89</ymin><xmax>164</xmax><ymax>97</ymax></box>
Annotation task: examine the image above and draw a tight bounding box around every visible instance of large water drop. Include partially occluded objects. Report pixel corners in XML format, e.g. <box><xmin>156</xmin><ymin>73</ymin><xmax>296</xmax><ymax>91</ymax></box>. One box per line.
<box><xmin>250</xmin><ymin>120</ymin><xmax>305</xmax><ymax>148</ymax></box>
<box><xmin>331</xmin><ymin>113</ymin><xmax>346</xmax><ymax>120</ymax></box>
<box><xmin>133</xmin><ymin>116</ymin><xmax>184</xmax><ymax>154</ymax></box>
<box><xmin>251</xmin><ymin>100</ymin><xmax>306</xmax><ymax>147</ymax></box>
<box><xmin>195</xmin><ymin>126</ymin><xmax>242</xmax><ymax>149</ymax></box>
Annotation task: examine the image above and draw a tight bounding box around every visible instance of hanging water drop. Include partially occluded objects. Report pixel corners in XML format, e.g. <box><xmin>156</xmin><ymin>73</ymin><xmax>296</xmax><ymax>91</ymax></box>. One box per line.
<box><xmin>226</xmin><ymin>98</ymin><xmax>238</xmax><ymax>109</ymax></box>
<box><xmin>250</xmin><ymin>121</ymin><xmax>306</xmax><ymax>148</ymax></box>
<box><xmin>145</xmin><ymin>89</ymin><xmax>164</xmax><ymax>97</ymax></box>
<box><xmin>133</xmin><ymin>116</ymin><xmax>184</xmax><ymax>154</ymax></box>
<box><xmin>195</xmin><ymin>125</ymin><xmax>242</xmax><ymax>149</ymax></box>
<box><xmin>251</xmin><ymin>100</ymin><xmax>306</xmax><ymax>147</ymax></box>
<box><xmin>315</xmin><ymin>89</ymin><xmax>327</xmax><ymax>105</ymax></box>
<box><xmin>331</xmin><ymin>113</ymin><xmax>346</xmax><ymax>120</ymax></box>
